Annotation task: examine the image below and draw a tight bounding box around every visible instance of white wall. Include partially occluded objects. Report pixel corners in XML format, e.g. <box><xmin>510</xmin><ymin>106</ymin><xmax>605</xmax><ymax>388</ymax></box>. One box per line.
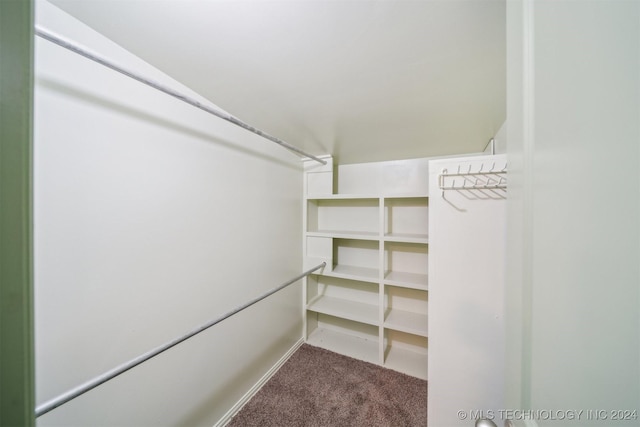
<box><xmin>483</xmin><ymin>121</ymin><xmax>507</xmax><ymax>155</ymax></box>
<box><xmin>427</xmin><ymin>154</ymin><xmax>507</xmax><ymax>426</ymax></box>
<box><xmin>34</xmin><ymin>1</ymin><xmax>303</xmax><ymax>425</ymax></box>
<box><xmin>506</xmin><ymin>1</ymin><xmax>640</xmax><ymax>425</ymax></box>
<box><xmin>335</xmin><ymin>158</ymin><xmax>432</xmax><ymax>195</ymax></box>
<box><xmin>334</xmin><ymin>155</ymin><xmax>492</xmax><ymax>196</ymax></box>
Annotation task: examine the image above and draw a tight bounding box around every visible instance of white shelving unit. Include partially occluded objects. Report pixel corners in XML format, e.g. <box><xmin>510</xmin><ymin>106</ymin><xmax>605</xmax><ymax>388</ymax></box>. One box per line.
<box><xmin>302</xmin><ymin>156</ymin><xmax>429</xmax><ymax>380</ymax></box>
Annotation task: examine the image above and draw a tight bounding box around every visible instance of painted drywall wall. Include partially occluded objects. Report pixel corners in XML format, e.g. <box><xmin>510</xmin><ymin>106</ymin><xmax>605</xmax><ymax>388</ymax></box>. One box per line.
<box><xmin>506</xmin><ymin>1</ymin><xmax>640</xmax><ymax>425</ymax></box>
<box><xmin>333</xmin><ymin>154</ymin><xmax>494</xmax><ymax>196</ymax></box>
<box><xmin>483</xmin><ymin>121</ymin><xmax>507</xmax><ymax>155</ymax></box>
<box><xmin>427</xmin><ymin>155</ymin><xmax>507</xmax><ymax>426</ymax></box>
<box><xmin>34</xmin><ymin>1</ymin><xmax>302</xmax><ymax>425</ymax></box>
<box><xmin>335</xmin><ymin>158</ymin><xmax>432</xmax><ymax>195</ymax></box>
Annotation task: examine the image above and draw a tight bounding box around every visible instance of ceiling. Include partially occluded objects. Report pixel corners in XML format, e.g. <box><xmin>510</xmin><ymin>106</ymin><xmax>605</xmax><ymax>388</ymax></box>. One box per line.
<box><xmin>49</xmin><ymin>0</ymin><xmax>506</xmax><ymax>164</ymax></box>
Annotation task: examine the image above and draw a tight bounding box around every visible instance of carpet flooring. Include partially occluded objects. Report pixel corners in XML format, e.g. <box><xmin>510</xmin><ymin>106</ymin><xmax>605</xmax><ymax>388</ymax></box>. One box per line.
<box><xmin>227</xmin><ymin>344</ymin><xmax>427</xmax><ymax>426</ymax></box>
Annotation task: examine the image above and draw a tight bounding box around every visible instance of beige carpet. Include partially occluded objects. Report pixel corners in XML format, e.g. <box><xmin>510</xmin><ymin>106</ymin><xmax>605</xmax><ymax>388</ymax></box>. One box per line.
<box><xmin>228</xmin><ymin>344</ymin><xmax>427</xmax><ymax>426</ymax></box>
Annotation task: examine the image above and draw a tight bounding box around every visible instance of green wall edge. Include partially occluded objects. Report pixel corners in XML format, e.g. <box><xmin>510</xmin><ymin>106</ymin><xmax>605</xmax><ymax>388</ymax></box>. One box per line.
<box><xmin>0</xmin><ymin>0</ymin><xmax>35</xmax><ymax>425</ymax></box>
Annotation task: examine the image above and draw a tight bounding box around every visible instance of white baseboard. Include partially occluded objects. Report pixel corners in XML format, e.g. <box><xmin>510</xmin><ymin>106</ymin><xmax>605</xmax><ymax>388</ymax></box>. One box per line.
<box><xmin>213</xmin><ymin>338</ymin><xmax>305</xmax><ymax>427</ymax></box>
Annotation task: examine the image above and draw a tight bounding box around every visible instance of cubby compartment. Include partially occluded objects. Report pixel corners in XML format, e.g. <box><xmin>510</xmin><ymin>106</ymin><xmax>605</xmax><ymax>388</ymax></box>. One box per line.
<box><xmin>383</xmin><ymin>242</ymin><xmax>428</xmax><ymax>290</ymax></box>
<box><xmin>307</xmin><ymin>313</ymin><xmax>379</xmax><ymax>364</ymax></box>
<box><xmin>331</xmin><ymin>238</ymin><xmax>379</xmax><ymax>282</ymax></box>
<box><xmin>384</xmin><ymin>286</ymin><xmax>428</xmax><ymax>337</ymax></box>
<box><xmin>384</xmin><ymin>197</ymin><xmax>429</xmax><ymax>243</ymax></box>
<box><xmin>307</xmin><ymin>275</ymin><xmax>379</xmax><ymax>326</ymax></box>
<box><xmin>307</xmin><ymin>198</ymin><xmax>379</xmax><ymax>239</ymax></box>
<box><xmin>383</xmin><ymin>329</ymin><xmax>428</xmax><ymax>380</ymax></box>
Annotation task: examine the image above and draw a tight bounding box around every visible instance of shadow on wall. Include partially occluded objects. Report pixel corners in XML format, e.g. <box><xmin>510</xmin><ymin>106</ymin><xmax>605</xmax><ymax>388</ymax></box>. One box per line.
<box><xmin>37</xmin><ymin>77</ymin><xmax>303</xmax><ymax>171</ymax></box>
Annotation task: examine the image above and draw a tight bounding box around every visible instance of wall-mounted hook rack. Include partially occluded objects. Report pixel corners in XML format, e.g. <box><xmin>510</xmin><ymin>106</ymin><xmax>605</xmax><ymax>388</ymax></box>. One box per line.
<box><xmin>438</xmin><ymin>161</ymin><xmax>507</xmax><ymax>196</ymax></box>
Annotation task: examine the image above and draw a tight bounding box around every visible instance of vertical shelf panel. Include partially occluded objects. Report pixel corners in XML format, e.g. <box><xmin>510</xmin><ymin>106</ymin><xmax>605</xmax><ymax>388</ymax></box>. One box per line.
<box><xmin>304</xmin><ymin>235</ymin><xmax>332</xmax><ymax>271</ymax></box>
<box><xmin>307</xmin><ymin>171</ymin><xmax>333</xmax><ymax>196</ymax></box>
<box><xmin>304</xmin><ymin>155</ymin><xmax>334</xmax><ymax>197</ymax></box>
<box><xmin>378</xmin><ymin>197</ymin><xmax>385</xmax><ymax>366</ymax></box>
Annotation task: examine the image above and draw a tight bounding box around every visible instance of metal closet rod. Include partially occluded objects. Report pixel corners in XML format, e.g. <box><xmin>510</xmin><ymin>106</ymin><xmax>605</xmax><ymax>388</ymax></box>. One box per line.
<box><xmin>34</xmin><ymin>26</ymin><xmax>326</xmax><ymax>165</ymax></box>
<box><xmin>35</xmin><ymin>262</ymin><xmax>326</xmax><ymax>418</ymax></box>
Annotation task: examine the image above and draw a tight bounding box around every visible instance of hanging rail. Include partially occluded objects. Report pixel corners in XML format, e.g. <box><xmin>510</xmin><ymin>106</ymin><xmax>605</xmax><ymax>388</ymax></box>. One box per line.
<box><xmin>35</xmin><ymin>262</ymin><xmax>326</xmax><ymax>417</ymax></box>
<box><xmin>34</xmin><ymin>26</ymin><xmax>326</xmax><ymax>165</ymax></box>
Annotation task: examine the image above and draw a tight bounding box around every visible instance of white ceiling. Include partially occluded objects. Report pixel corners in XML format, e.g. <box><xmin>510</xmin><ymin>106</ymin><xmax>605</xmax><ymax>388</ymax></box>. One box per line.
<box><xmin>49</xmin><ymin>0</ymin><xmax>505</xmax><ymax>164</ymax></box>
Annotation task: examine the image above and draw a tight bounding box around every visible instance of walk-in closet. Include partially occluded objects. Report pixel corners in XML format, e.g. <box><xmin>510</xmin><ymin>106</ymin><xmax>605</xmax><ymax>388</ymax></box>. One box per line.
<box><xmin>2</xmin><ymin>1</ymin><xmax>639</xmax><ymax>426</ymax></box>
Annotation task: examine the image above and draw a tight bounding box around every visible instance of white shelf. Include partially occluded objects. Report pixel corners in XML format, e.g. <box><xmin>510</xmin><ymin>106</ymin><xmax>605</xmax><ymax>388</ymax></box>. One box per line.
<box><xmin>382</xmin><ymin>193</ymin><xmax>429</xmax><ymax>199</ymax></box>
<box><xmin>308</xmin><ymin>230</ymin><xmax>379</xmax><ymax>241</ymax></box>
<box><xmin>328</xmin><ymin>264</ymin><xmax>379</xmax><ymax>282</ymax></box>
<box><xmin>384</xmin><ymin>346</ymin><xmax>428</xmax><ymax>380</ymax></box>
<box><xmin>308</xmin><ymin>231</ymin><xmax>428</xmax><ymax>243</ymax></box>
<box><xmin>307</xmin><ymin>194</ymin><xmax>428</xmax><ymax>200</ymax></box>
<box><xmin>307</xmin><ymin>327</ymin><xmax>379</xmax><ymax>365</ymax></box>
<box><xmin>308</xmin><ymin>230</ymin><xmax>428</xmax><ymax>243</ymax></box>
<box><xmin>384</xmin><ymin>308</ymin><xmax>428</xmax><ymax>337</ymax></box>
<box><xmin>384</xmin><ymin>271</ymin><xmax>428</xmax><ymax>290</ymax></box>
<box><xmin>308</xmin><ymin>295</ymin><xmax>379</xmax><ymax>326</ymax></box>
<box><xmin>384</xmin><ymin>232</ymin><xmax>429</xmax><ymax>244</ymax></box>
<box><xmin>307</xmin><ymin>194</ymin><xmax>380</xmax><ymax>200</ymax></box>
